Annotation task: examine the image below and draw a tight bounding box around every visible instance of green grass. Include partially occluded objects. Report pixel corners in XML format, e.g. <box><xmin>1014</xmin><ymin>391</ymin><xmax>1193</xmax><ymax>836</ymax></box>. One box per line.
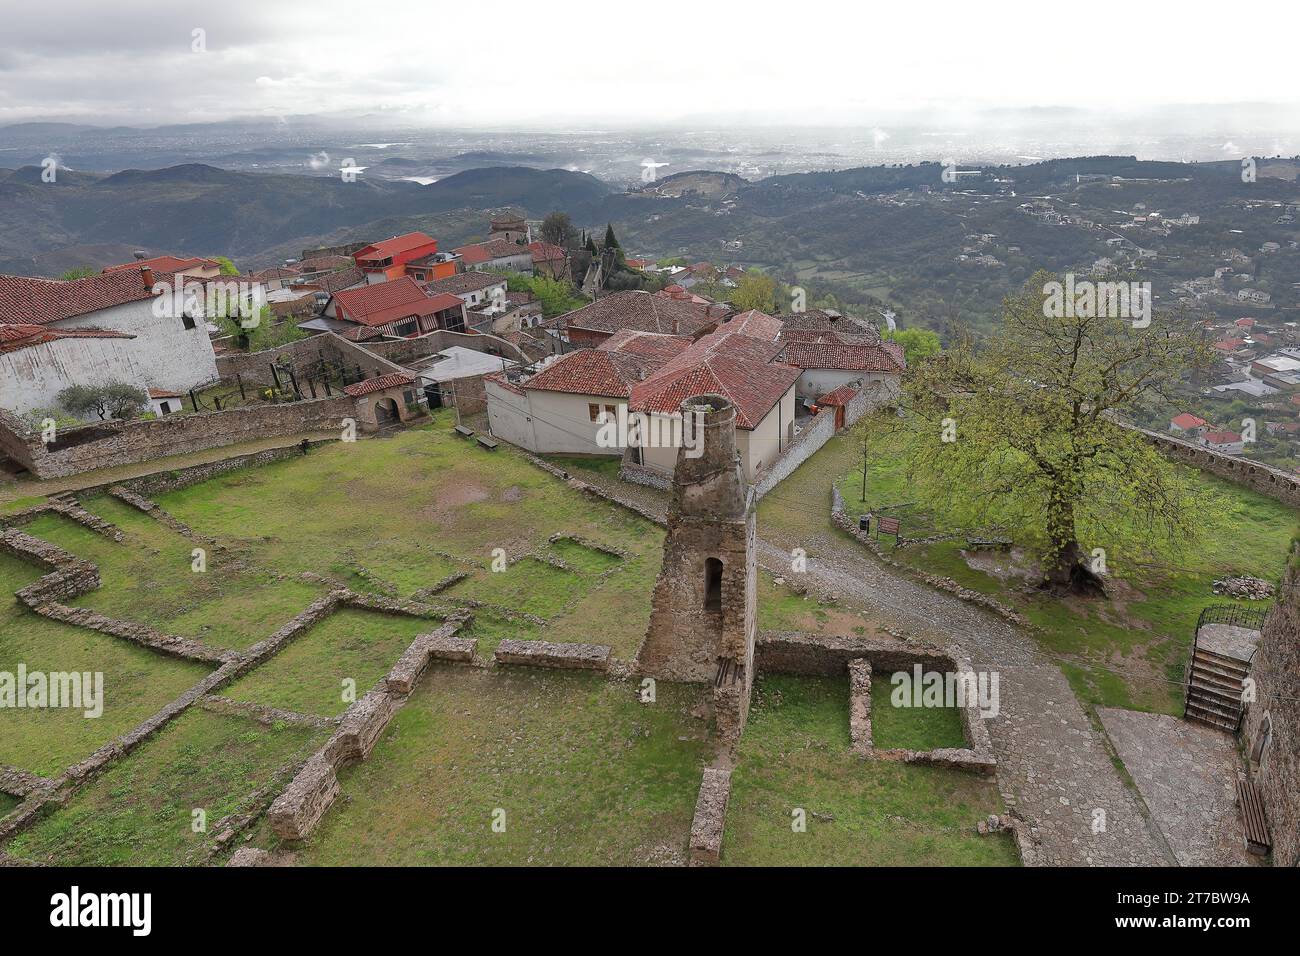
<box><xmin>221</xmin><ymin>608</ymin><xmax>436</xmax><ymax>718</ymax></box>
<box><xmin>829</xmin><ymin>424</ymin><xmax>1298</xmax><ymax>715</ymax></box>
<box><xmin>870</xmin><ymin>673</ymin><xmax>967</xmax><ymax>750</ymax></box>
<box><xmin>549</xmin><ymin>537</ymin><xmax>623</xmax><ymax>574</ymax></box>
<box><xmin>723</xmin><ymin>675</ymin><xmax>1017</xmax><ymax>866</ymax></box>
<box><xmin>0</xmin><ymin>793</ymin><xmax>19</xmax><ymax>818</ymax></box>
<box><xmin>446</xmin><ymin>557</ymin><xmax>586</xmax><ymax>618</ymax></box>
<box><xmin>542</xmin><ymin>455</ymin><xmax>624</xmax><ymax>481</ymax></box>
<box><xmin>283</xmin><ymin>666</ymin><xmax>711</xmax><ymax>865</ymax></box>
<box><xmin>0</xmin><ymin>552</ymin><xmax>210</xmax><ymax>777</ymax></box>
<box><xmin>7</xmin><ymin>709</ymin><xmax>324</xmax><ymax>866</ymax></box>
<box><xmin>22</xmin><ymin>499</ymin><xmax>324</xmax><ymax>650</ymax></box>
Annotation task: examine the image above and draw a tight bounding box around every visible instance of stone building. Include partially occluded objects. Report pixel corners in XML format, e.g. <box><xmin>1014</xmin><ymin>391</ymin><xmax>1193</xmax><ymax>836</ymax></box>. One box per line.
<box><xmin>637</xmin><ymin>394</ymin><xmax>757</xmax><ymax>741</ymax></box>
<box><xmin>1240</xmin><ymin>551</ymin><xmax>1300</xmax><ymax>866</ymax></box>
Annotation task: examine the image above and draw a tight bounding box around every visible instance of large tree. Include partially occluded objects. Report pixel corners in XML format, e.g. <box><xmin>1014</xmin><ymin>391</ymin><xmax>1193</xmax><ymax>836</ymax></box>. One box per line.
<box><xmin>539</xmin><ymin>211</ymin><xmax>574</xmax><ymax>247</ymax></box>
<box><xmin>895</xmin><ymin>271</ymin><xmax>1215</xmax><ymax>595</ymax></box>
<box><xmin>730</xmin><ymin>270</ymin><xmax>776</xmax><ymax>313</ymax></box>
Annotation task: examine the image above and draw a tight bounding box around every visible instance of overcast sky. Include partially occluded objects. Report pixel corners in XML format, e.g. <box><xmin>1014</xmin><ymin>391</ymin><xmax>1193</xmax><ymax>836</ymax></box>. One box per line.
<box><xmin>2</xmin><ymin>0</ymin><xmax>1298</xmax><ymax>128</ymax></box>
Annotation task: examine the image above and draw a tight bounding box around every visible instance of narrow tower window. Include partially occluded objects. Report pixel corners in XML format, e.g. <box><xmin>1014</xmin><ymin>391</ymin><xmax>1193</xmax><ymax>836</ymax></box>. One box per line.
<box><xmin>704</xmin><ymin>557</ymin><xmax>723</xmax><ymax>612</ymax></box>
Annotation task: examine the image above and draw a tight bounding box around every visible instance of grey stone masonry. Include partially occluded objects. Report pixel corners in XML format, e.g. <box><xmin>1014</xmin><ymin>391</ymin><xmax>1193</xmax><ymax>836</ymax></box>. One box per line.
<box><xmin>689</xmin><ymin>767</ymin><xmax>732</xmax><ymax>865</ymax></box>
<box><xmin>848</xmin><ymin>659</ymin><xmax>873</xmax><ymax>753</ymax></box>
<box><xmin>385</xmin><ymin>625</ymin><xmax>476</xmax><ymax>694</ymax></box>
<box><xmin>494</xmin><ymin>639</ymin><xmax>610</xmax><ymax>671</ymax></box>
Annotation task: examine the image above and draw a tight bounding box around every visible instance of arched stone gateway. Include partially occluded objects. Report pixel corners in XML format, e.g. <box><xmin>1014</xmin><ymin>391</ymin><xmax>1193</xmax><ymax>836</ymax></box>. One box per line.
<box><xmin>636</xmin><ymin>394</ymin><xmax>757</xmax><ymax>742</ymax></box>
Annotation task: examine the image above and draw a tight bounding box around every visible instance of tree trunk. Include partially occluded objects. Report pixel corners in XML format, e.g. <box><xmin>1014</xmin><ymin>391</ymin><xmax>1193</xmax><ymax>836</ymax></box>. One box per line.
<box><xmin>1043</xmin><ymin>496</ymin><xmax>1106</xmax><ymax>597</ymax></box>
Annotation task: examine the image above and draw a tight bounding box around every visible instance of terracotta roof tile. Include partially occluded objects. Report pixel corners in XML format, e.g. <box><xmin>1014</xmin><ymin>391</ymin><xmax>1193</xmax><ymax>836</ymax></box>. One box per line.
<box><xmin>561</xmin><ymin>290</ymin><xmax>713</xmax><ymax>337</ymax></box>
<box><xmin>0</xmin><ymin>270</ymin><xmax>163</xmax><ymax>326</ymax></box>
<box><xmin>343</xmin><ymin>372</ymin><xmax>414</xmax><ymax>397</ymax></box>
<box><xmin>0</xmin><ymin>323</ymin><xmax>134</xmax><ymax>355</ymax></box>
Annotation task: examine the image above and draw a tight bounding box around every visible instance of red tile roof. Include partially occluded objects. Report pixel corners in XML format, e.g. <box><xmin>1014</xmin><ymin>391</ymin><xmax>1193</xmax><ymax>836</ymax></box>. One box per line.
<box><xmin>454</xmin><ymin>239</ymin><xmax>527</xmax><ymax>266</ymax></box>
<box><xmin>723</xmin><ymin>309</ymin><xmax>783</xmax><ymax>342</ymax></box>
<box><xmin>816</xmin><ymin>385</ymin><xmax>859</xmax><ymax>406</ymax></box>
<box><xmin>1213</xmin><ymin>339</ymin><xmax>1245</xmax><ymax>351</ymax></box>
<box><xmin>1204</xmin><ymin>430</ymin><xmax>1242</xmax><ymax>445</ymax></box>
<box><xmin>528</xmin><ymin>241</ymin><xmax>567</xmax><ymax>263</ymax></box>
<box><xmin>104</xmin><ymin>255</ymin><xmax>218</xmax><ymax>274</ymax></box>
<box><xmin>331</xmin><ymin>277</ymin><xmax>439</xmax><ymax>328</ymax></box>
<box><xmin>779</xmin><ymin>340</ymin><xmax>905</xmax><ymax>373</ymax></box>
<box><xmin>0</xmin><ymin>323</ymin><xmax>134</xmax><ymax>355</ymax></box>
<box><xmin>562</xmin><ymin>290</ymin><xmax>714</xmax><ymax>337</ymax></box>
<box><xmin>355</xmin><ymin>232</ymin><xmax>437</xmax><ymax>263</ymax></box>
<box><xmin>1171</xmin><ymin>413</ymin><xmax>1208</xmax><ymax>430</ymax></box>
<box><xmin>630</xmin><ymin>329</ymin><xmax>799</xmax><ymax>429</ymax></box>
<box><xmin>0</xmin><ymin>271</ymin><xmax>162</xmax><ymax>326</ymax></box>
<box><xmin>424</xmin><ymin>271</ymin><xmax>505</xmax><ymax>297</ymax></box>
<box><xmin>521</xmin><ymin>349</ymin><xmax>647</xmax><ymax>398</ymax></box>
<box><xmin>147</xmin><ymin>387</ymin><xmax>183</xmax><ymax>399</ymax></box>
<box><xmin>343</xmin><ymin>373</ymin><xmax>414</xmax><ymax>397</ymax></box>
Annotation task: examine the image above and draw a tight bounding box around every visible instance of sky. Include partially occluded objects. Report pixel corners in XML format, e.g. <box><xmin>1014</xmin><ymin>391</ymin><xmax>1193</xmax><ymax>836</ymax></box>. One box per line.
<box><xmin>1</xmin><ymin>0</ymin><xmax>1298</xmax><ymax>128</ymax></box>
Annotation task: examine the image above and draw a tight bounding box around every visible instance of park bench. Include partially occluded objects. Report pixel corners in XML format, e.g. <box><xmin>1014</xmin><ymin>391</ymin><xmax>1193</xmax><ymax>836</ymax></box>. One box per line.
<box><xmin>1235</xmin><ymin>775</ymin><xmax>1271</xmax><ymax>856</ymax></box>
<box><xmin>876</xmin><ymin>516</ymin><xmax>901</xmax><ymax>541</ymax></box>
<box><xmin>454</xmin><ymin>424</ymin><xmax>475</xmax><ymax>439</ymax></box>
<box><xmin>476</xmin><ymin>435</ymin><xmax>499</xmax><ymax>451</ymax></box>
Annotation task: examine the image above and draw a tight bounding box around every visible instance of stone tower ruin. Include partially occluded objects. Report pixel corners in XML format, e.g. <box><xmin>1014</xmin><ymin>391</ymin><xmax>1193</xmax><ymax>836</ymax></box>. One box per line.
<box><xmin>638</xmin><ymin>394</ymin><xmax>757</xmax><ymax>741</ymax></box>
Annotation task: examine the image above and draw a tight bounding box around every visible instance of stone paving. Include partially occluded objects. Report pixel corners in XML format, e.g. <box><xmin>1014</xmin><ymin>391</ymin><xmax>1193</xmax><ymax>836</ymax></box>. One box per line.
<box><xmin>563</xmin><ymin>446</ymin><xmax>1173</xmax><ymax>866</ymax></box>
<box><xmin>1099</xmin><ymin>708</ymin><xmax>1259</xmax><ymax>867</ymax></box>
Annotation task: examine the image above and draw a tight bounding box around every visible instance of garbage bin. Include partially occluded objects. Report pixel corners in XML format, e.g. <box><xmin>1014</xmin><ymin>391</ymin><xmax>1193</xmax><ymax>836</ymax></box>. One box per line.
<box><xmin>859</xmin><ymin>515</ymin><xmax>870</xmax><ymax>533</ymax></box>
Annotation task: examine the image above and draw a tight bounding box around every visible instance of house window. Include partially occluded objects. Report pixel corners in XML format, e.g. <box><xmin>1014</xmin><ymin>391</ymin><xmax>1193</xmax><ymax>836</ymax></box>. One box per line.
<box><xmin>588</xmin><ymin>403</ymin><xmax>600</xmax><ymax>422</ymax></box>
<box><xmin>604</xmin><ymin>404</ymin><xmax>617</xmax><ymax>420</ymax></box>
<box><xmin>704</xmin><ymin>558</ymin><xmax>723</xmax><ymax>612</ymax></box>
<box><xmin>182</xmin><ymin>314</ymin><xmax>196</xmax><ymax>330</ymax></box>
<box><xmin>158</xmin><ymin>401</ymin><xmax>171</xmax><ymax>414</ymax></box>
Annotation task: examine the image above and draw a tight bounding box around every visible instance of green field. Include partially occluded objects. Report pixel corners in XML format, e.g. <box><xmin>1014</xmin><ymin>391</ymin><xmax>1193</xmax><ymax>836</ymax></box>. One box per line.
<box><xmin>0</xmin><ymin>793</ymin><xmax>20</xmax><ymax>818</ymax></box>
<box><xmin>7</xmin><ymin>709</ymin><xmax>324</xmax><ymax>866</ymax></box>
<box><xmin>281</xmin><ymin>667</ymin><xmax>711</xmax><ymax>866</ymax></box>
<box><xmin>0</xmin><ymin>552</ymin><xmax>210</xmax><ymax>777</ymax></box>
<box><xmin>871</xmin><ymin>673</ymin><xmax>967</xmax><ymax>750</ymax></box>
<box><xmin>722</xmin><ymin>675</ymin><xmax>1016</xmax><ymax>866</ymax></box>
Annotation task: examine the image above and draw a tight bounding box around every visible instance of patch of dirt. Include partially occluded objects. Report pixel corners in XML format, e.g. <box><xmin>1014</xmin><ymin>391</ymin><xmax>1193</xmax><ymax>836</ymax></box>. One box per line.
<box><xmin>502</xmin><ymin>485</ymin><xmax>523</xmax><ymax>502</ymax></box>
<box><xmin>961</xmin><ymin>546</ymin><xmax>1039</xmax><ymax>585</ymax></box>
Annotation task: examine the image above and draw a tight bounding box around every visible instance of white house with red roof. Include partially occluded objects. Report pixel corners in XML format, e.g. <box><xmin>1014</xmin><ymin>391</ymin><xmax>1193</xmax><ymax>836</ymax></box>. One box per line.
<box><xmin>777</xmin><ymin>337</ymin><xmax>905</xmax><ymax>403</ymax></box>
<box><xmin>1202</xmin><ymin>429</ymin><xmax>1245</xmax><ymax>455</ymax></box>
<box><xmin>1169</xmin><ymin>412</ymin><xmax>1208</xmax><ymax>437</ymax></box>
<box><xmin>484</xmin><ymin>329</ymin><xmax>693</xmax><ymax>456</ymax></box>
<box><xmin>452</xmin><ymin>238</ymin><xmax>532</xmax><ymax>274</ymax></box>
<box><xmin>0</xmin><ymin>268</ymin><xmax>219</xmax><ymax>417</ymax></box>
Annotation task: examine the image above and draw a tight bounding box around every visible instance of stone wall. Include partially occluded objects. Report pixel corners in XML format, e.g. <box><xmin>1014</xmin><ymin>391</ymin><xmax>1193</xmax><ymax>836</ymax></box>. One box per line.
<box><xmin>752</xmin><ymin>405</ymin><xmax>836</xmax><ymax>499</ymax></box>
<box><xmin>1240</xmin><ymin>551</ymin><xmax>1300</xmax><ymax>866</ymax></box>
<box><xmin>1126</xmin><ymin>423</ymin><xmax>1300</xmax><ymax>509</ymax></box>
<box><xmin>756</xmin><ymin>630</ymin><xmax>952</xmax><ymax>676</ymax></box>
<box><xmin>0</xmin><ymin>398</ymin><xmax>352</xmax><ymax>480</ymax></box>
<box><xmin>116</xmin><ymin>440</ymin><xmax>339</xmax><ymax>496</ymax></box>
<box><xmin>214</xmin><ymin>332</ymin><xmax>407</xmax><ymax>387</ymax></box>
<box><xmin>363</xmin><ymin>329</ymin><xmax>530</xmax><ymax>367</ymax></box>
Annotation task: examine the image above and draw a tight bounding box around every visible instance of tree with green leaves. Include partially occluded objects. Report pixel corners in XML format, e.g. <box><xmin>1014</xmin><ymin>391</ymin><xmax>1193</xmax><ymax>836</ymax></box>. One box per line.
<box><xmin>603</xmin><ymin>223</ymin><xmax>620</xmax><ymax>250</ymax></box>
<box><xmin>58</xmin><ymin>382</ymin><xmax>149</xmax><ymax>421</ymax></box>
<box><xmin>213</xmin><ymin>255</ymin><xmax>240</xmax><ymax>275</ymax></box>
<box><xmin>730</xmin><ymin>270</ymin><xmax>777</xmax><ymax>313</ymax></box>
<box><xmin>892</xmin><ymin>270</ymin><xmax>1215</xmax><ymax>595</ymax></box>
<box><xmin>882</xmin><ymin>327</ymin><xmax>941</xmax><ymax>365</ymax></box>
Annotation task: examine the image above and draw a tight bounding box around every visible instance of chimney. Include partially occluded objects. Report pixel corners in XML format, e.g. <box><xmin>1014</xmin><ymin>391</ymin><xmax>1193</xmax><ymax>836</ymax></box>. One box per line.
<box><xmin>140</xmin><ymin>265</ymin><xmax>155</xmax><ymax>291</ymax></box>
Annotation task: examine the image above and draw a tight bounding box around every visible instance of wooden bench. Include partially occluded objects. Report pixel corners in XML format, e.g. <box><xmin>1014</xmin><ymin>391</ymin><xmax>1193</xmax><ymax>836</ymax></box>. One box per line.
<box><xmin>876</xmin><ymin>516</ymin><xmax>901</xmax><ymax>540</ymax></box>
<box><xmin>454</xmin><ymin>424</ymin><xmax>475</xmax><ymax>438</ymax></box>
<box><xmin>475</xmin><ymin>435</ymin><xmax>499</xmax><ymax>451</ymax></box>
<box><xmin>1235</xmin><ymin>775</ymin><xmax>1271</xmax><ymax>856</ymax></box>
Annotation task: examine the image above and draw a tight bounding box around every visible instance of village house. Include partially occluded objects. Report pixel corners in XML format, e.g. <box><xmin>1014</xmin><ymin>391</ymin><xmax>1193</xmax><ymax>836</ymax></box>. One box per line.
<box><xmin>547</xmin><ymin>290</ymin><xmax>720</xmax><ymax>348</ymax></box>
<box><xmin>1169</xmin><ymin>412</ymin><xmax>1209</xmax><ymax>438</ymax></box>
<box><xmin>323</xmin><ymin>276</ymin><xmax>467</xmax><ymax>340</ymax></box>
<box><xmin>104</xmin><ymin>254</ymin><xmax>223</xmax><ymax>282</ymax></box>
<box><xmin>489</xmin><ymin>214</ymin><xmax>529</xmax><ymax>244</ymax></box>
<box><xmin>528</xmin><ymin>241</ymin><xmax>569</xmax><ymax>280</ymax></box>
<box><xmin>777</xmin><ymin>336</ymin><xmax>905</xmax><ymax>404</ymax></box>
<box><xmin>1202</xmin><ymin>429</ymin><xmax>1245</xmax><ymax>455</ymax></box>
<box><xmin>354</xmin><ymin>232</ymin><xmax>459</xmax><ymax>284</ymax></box>
<box><xmin>342</xmin><ymin>372</ymin><xmax>423</xmax><ymax>430</ymax></box>
<box><xmin>0</xmin><ymin>268</ymin><xmax>220</xmax><ymax>416</ymax></box>
<box><xmin>423</xmin><ymin>271</ymin><xmax>508</xmax><ymax>312</ymax></box>
<box><xmin>485</xmin><ymin>329</ymin><xmax>693</xmax><ymax>457</ymax></box>
<box><xmin>453</xmin><ymin>238</ymin><xmax>532</xmax><ymax>273</ymax></box>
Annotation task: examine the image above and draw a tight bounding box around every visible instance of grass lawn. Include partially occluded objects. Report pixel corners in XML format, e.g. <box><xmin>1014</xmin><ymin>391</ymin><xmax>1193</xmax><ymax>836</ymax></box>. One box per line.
<box><xmin>832</xmin><ymin>425</ymin><xmax>1299</xmax><ymax>715</ymax></box>
<box><xmin>0</xmin><ymin>552</ymin><xmax>210</xmax><ymax>777</ymax></box>
<box><xmin>870</xmin><ymin>673</ymin><xmax>967</xmax><ymax>750</ymax></box>
<box><xmin>7</xmin><ymin>709</ymin><xmax>324</xmax><ymax>866</ymax></box>
<box><xmin>723</xmin><ymin>675</ymin><xmax>1017</xmax><ymax>866</ymax></box>
<box><xmin>23</xmin><ymin>498</ymin><xmax>324</xmax><ymax>651</ymax></box>
<box><xmin>0</xmin><ymin>793</ymin><xmax>20</xmax><ymax>818</ymax></box>
<box><xmin>153</xmin><ymin>417</ymin><xmax>665</xmax><ymax>659</ymax></box>
<box><xmin>221</xmin><ymin>608</ymin><xmax>436</xmax><ymax>718</ymax></box>
<box><xmin>281</xmin><ymin>666</ymin><xmax>711</xmax><ymax>866</ymax></box>
<box><xmin>758</xmin><ymin>569</ymin><xmax>884</xmax><ymax>638</ymax></box>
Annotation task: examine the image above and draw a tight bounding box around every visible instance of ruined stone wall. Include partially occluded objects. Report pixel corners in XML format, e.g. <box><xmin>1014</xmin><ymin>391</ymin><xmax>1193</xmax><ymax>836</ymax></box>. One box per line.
<box><xmin>214</xmin><ymin>332</ymin><xmax>406</xmax><ymax>387</ymax></box>
<box><xmin>1241</xmin><ymin>551</ymin><xmax>1300</xmax><ymax>866</ymax></box>
<box><xmin>0</xmin><ymin>399</ymin><xmax>353</xmax><ymax>480</ymax></box>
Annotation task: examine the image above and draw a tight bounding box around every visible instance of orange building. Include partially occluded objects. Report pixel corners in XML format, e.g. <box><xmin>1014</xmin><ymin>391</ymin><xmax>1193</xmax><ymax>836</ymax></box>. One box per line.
<box><xmin>353</xmin><ymin>232</ymin><xmax>459</xmax><ymax>284</ymax></box>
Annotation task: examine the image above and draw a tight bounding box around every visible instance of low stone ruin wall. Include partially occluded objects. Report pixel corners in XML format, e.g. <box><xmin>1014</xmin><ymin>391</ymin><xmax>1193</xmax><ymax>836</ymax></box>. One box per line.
<box><xmin>689</xmin><ymin>767</ymin><xmax>732</xmax><ymax>865</ymax></box>
<box><xmin>757</xmin><ymin>630</ymin><xmax>952</xmax><ymax>677</ymax></box>
<box><xmin>267</xmin><ymin>621</ymin><xmax>474</xmax><ymax>842</ymax></box>
<box><xmin>493</xmin><ymin>639</ymin><xmax>610</xmax><ymax>671</ymax></box>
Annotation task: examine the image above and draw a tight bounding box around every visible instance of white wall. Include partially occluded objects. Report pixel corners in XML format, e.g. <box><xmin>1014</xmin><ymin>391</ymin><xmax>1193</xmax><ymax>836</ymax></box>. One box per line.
<box><xmin>0</xmin><ymin>337</ymin><xmax>155</xmax><ymax>417</ymax></box>
<box><xmin>56</xmin><ymin>297</ymin><xmax>219</xmax><ymax>394</ymax></box>
<box><xmin>795</xmin><ymin>368</ymin><xmax>898</xmax><ymax>401</ymax></box>
<box><xmin>484</xmin><ymin>380</ymin><xmax>537</xmax><ymax>451</ymax></box>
